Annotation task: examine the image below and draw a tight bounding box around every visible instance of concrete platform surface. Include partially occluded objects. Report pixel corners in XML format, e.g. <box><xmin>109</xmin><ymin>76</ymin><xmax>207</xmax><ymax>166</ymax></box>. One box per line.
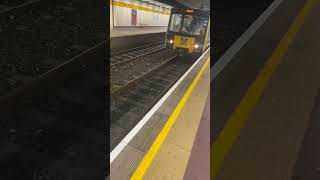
<box><xmin>183</xmin><ymin>93</ymin><xmax>210</xmax><ymax>180</ymax></box>
<box><xmin>143</xmin><ymin>57</ymin><xmax>210</xmax><ymax>179</ymax></box>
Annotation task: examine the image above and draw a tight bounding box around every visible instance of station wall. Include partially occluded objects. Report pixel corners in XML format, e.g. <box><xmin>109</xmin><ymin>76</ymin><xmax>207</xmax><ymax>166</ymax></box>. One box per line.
<box><xmin>110</xmin><ymin>0</ymin><xmax>113</xmax><ymax>30</ymax></box>
<box><xmin>110</xmin><ymin>0</ymin><xmax>171</xmax><ymax>28</ymax></box>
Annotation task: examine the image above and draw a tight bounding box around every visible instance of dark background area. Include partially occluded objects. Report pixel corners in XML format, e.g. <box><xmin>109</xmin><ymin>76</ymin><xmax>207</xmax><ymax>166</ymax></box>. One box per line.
<box><xmin>0</xmin><ymin>0</ymin><xmax>109</xmax><ymax>179</ymax></box>
<box><xmin>212</xmin><ymin>0</ymin><xmax>274</xmax><ymax>64</ymax></box>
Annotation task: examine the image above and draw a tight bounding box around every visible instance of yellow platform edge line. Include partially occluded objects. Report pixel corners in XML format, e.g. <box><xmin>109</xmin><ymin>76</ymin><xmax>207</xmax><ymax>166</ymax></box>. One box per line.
<box><xmin>131</xmin><ymin>58</ymin><xmax>210</xmax><ymax>179</ymax></box>
<box><xmin>111</xmin><ymin>1</ymin><xmax>170</xmax><ymax>15</ymax></box>
<box><xmin>210</xmin><ymin>0</ymin><xmax>318</xmax><ymax>178</ymax></box>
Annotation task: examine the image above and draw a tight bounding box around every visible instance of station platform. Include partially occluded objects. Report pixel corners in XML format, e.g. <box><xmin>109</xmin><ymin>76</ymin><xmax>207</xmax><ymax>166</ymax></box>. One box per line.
<box><xmin>211</xmin><ymin>0</ymin><xmax>320</xmax><ymax>179</ymax></box>
<box><xmin>110</xmin><ymin>50</ymin><xmax>210</xmax><ymax>179</ymax></box>
<box><xmin>110</xmin><ymin>27</ymin><xmax>167</xmax><ymax>38</ymax></box>
<box><xmin>110</xmin><ymin>32</ymin><xmax>165</xmax><ymax>54</ymax></box>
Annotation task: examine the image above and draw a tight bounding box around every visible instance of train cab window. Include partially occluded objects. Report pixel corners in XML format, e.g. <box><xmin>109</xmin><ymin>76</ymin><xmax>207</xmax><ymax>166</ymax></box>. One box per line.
<box><xmin>182</xmin><ymin>15</ymin><xmax>208</xmax><ymax>36</ymax></box>
<box><xmin>181</xmin><ymin>15</ymin><xmax>193</xmax><ymax>34</ymax></box>
<box><xmin>169</xmin><ymin>14</ymin><xmax>182</xmax><ymax>32</ymax></box>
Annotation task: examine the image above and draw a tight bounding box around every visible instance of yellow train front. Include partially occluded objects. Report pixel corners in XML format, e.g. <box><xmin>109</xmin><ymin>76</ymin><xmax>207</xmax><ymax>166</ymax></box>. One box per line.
<box><xmin>165</xmin><ymin>7</ymin><xmax>210</xmax><ymax>56</ymax></box>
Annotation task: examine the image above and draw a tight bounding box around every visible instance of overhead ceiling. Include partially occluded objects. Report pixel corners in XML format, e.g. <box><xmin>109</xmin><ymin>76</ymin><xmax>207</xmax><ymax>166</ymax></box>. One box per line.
<box><xmin>138</xmin><ymin>0</ymin><xmax>173</xmax><ymax>9</ymax></box>
<box><xmin>175</xmin><ymin>0</ymin><xmax>210</xmax><ymax>11</ymax></box>
<box><xmin>156</xmin><ymin>0</ymin><xmax>210</xmax><ymax>11</ymax></box>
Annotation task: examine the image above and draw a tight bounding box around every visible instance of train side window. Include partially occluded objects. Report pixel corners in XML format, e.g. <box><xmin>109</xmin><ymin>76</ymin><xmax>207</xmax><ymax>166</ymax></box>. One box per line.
<box><xmin>199</xmin><ymin>19</ymin><xmax>208</xmax><ymax>37</ymax></box>
<box><xmin>195</xmin><ymin>18</ymin><xmax>208</xmax><ymax>37</ymax></box>
<box><xmin>169</xmin><ymin>14</ymin><xmax>182</xmax><ymax>32</ymax></box>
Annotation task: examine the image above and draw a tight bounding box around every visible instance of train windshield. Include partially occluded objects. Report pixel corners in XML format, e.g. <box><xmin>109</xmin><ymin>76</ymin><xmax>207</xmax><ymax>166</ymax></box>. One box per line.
<box><xmin>169</xmin><ymin>14</ymin><xmax>183</xmax><ymax>32</ymax></box>
<box><xmin>182</xmin><ymin>15</ymin><xmax>208</xmax><ymax>36</ymax></box>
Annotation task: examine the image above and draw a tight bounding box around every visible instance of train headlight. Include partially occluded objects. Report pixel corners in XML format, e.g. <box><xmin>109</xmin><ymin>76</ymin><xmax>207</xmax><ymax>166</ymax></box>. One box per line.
<box><xmin>195</xmin><ymin>44</ymin><xmax>199</xmax><ymax>48</ymax></box>
<box><xmin>169</xmin><ymin>39</ymin><xmax>173</xmax><ymax>44</ymax></box>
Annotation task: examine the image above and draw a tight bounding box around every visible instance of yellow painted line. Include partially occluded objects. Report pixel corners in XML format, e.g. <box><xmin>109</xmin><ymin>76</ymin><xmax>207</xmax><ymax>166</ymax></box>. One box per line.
<box><xmin>211</xmin><ymin>0</ymin><xmax>318</xmax><ymax>178</ymax></box>
<box><xmin>131</xmin><ymin>58</ymin><xmax>210</xmax><ymax>179</ymax></box>
<box><xmin>112</xmin><ymin>1</ymin><xmax>170</xmax><ymax>15</ymax></box>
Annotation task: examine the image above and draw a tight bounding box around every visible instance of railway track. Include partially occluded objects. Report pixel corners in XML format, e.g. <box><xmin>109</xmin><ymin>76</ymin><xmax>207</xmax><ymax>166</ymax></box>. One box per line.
<box><xmin>110</xmin><ymin>55</ymin><xmax>195</xmax><ymax>151</ymax></box>
<box><xmin>0</xmin><ymin>40</ymin><xmax>107</xmax><ymax>179</ymax></box>
<box><xmin>110</xmin><ymin>42</ymin><xmax>165</xmax><ymax>66</ymax></box>
<box><xmin>110</xmin><ymin>47</ymin><xmax>177</xmax><ymax>92</ymax></box>
<box><xmin>110</xmin><ymin>33</ymin><xmax>166</xmax><ymax>53</ymax></box>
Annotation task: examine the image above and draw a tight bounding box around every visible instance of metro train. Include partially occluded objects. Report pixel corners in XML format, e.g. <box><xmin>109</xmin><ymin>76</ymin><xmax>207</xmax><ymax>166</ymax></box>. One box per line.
<box><xmin>165</xmin><ymin>7</ymin><xmax>210</xmax><ymax>56</ymax></box>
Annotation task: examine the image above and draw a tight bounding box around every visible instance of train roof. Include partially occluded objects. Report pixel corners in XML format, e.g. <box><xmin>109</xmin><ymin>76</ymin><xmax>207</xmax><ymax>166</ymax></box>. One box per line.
<box><xmin>170</xmin><ymin>7</ymin><xmax>210</xmax><ymax>17</ymax></box>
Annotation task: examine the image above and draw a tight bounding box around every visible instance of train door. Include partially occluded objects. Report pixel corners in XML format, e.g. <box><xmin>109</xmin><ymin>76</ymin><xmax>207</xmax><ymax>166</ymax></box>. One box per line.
<box><xmin>131</xmin><ymin>9</ymin><xmax>137</xmax><ymax>26</ymax></box>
